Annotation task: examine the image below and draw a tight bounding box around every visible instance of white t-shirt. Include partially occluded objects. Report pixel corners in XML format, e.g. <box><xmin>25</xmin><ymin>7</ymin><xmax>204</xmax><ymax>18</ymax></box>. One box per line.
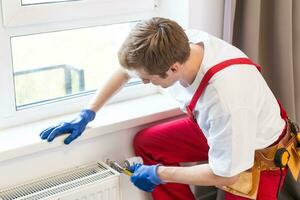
<box><xmin>167</xmin><ymin>30</ymin><xmax>286</xmax><ymax>177</ymax></box>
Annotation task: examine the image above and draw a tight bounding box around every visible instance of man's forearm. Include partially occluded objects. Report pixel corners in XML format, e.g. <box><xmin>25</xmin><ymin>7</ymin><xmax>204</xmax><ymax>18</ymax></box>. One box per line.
<box><xmin>87</xmin><ymin>68</ymin><xmax>130</xmax><ymax>112</ymax></box>
<box><xmin>157</xmin><ymin>163</ymin><xmax>239</xmax><ymax>186</ymax></box>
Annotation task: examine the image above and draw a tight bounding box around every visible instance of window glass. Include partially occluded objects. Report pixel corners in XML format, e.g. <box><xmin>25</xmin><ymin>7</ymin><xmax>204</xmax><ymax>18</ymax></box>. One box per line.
<box><xmin>11</xmin><ymin>22</ymin><xmax>138</xmax><ymax>109</ymax></box>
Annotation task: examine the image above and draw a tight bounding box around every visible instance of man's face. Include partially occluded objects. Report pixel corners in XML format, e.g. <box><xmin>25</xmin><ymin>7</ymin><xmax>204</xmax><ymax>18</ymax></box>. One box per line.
<box><xmin>134</xmin><ymin>67</ymin><xmax>179</xmax><ymax>88</ymax></box>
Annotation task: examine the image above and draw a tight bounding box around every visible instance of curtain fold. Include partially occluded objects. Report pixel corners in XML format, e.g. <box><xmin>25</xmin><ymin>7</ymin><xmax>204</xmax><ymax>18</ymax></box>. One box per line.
<box><xmin>224</xmin><ymin>0</ymin><xmax>300</xmax><ymax>199</ymax></box>
<box><xmin>293</xmin><ymin>0</ymin><xmax>300</xmax><ymax>123</ymax></box>
<box><xmin>230</xmin><ymin>0</ymin><xmax>299</xmax><ymax>122</ymax></box>
<box><xmin>258</xmin><ymin>0</ymin><xmax>296</xmax><ymax>120</ymax></box>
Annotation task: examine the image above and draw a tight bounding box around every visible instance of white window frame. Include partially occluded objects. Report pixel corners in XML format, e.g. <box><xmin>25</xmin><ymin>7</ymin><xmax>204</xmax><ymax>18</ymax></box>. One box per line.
<box><xmin>0</xmin><ymin>0</ymin><xmax>160</xmax><ymax>129</ymax></box>
<box><xmin>2</xmin><ymin>0</ymin><xmax>156</xmax><ymax>27</ymax></box>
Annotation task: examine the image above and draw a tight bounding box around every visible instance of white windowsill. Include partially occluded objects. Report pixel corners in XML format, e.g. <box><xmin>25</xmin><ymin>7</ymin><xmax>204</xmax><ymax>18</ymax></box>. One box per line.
<box><xmin>0</xmin><ymin>93</ymin><xmax>183</xmax><ymax>162</ymax></box>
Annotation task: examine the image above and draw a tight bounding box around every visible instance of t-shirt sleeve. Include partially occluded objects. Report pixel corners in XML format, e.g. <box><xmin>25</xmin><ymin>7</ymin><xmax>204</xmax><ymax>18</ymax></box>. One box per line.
<box><xmin>207</xmin><ymin>106</ymin><xmax>257</xmax><ymax>177</ymax></box>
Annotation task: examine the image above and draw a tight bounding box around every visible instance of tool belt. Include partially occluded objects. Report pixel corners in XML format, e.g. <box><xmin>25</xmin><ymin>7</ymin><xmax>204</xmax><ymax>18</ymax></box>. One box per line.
<box><xmin>222</xmin><ymin>119</ymin><xmax>300</xmax><ymax>199</ymax></box>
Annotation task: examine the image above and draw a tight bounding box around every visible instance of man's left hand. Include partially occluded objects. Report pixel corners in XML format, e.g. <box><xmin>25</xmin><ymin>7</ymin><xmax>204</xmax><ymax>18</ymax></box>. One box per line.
<box><xmin>129</xmin><ymin>164</ymin><xmax>164</xmax><ymax>192</ymax></box>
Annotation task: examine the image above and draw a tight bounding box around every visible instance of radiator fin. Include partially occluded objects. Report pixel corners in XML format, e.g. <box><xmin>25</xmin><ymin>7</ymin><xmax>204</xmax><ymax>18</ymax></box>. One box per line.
<box><xmin>0</xmin><ymin>162</ymin><xmax>119</xmax><ymax>200</ymax></box>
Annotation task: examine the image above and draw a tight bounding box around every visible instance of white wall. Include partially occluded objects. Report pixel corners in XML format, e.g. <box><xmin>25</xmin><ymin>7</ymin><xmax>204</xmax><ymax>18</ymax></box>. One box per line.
<box><xmin>0</xmin><ymin>124</ymin><xmax>153</xmax><ymax>200</ymax></box>
<box><xmin>157</xmin><ymin>0</ymin><xmax>225</xmax><ymax>38</ymax></box>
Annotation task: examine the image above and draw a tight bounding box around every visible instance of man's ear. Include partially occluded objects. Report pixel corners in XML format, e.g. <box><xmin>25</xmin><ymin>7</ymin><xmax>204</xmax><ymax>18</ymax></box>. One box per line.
<box><xmin>169</xmin><ymin>63</ymin><xmax>180</xmax><ymax>73</ymax></box>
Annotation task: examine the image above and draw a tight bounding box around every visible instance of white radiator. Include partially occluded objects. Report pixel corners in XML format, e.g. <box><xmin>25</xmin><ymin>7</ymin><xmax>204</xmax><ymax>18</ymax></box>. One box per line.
<box><xmin>0</xmin><ymin>162</ymin><xmax>121</xmax><ymax>200</ymax></box>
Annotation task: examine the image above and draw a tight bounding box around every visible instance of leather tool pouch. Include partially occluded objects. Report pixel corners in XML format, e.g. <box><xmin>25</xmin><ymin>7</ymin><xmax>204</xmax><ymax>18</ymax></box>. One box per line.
<box><xmin>285</xmin><ymin>119</ymin><xmax>300</xmax><ymax>180</ymax></box>
<box><xmin>285</xmin><ymin>136</ymin><xmax>300</xmax><ymax>180</ymax></box>
<box><xmin>223</xmin><ymin>160</ymin><xmax>261</xmax><ymax>199</ymax></box>
<box><xmin>223</xmin><ymin>120</ymin><xmax>300</xmax><ymax>199</ymax></box>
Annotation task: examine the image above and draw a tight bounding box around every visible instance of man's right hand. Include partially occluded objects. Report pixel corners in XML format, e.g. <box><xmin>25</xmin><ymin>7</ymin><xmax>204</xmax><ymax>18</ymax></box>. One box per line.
<box><xmin>40</xmin><ymin>109</ymin><xmax>96</xmax><ymax>144</ymax></box>
<box><xmin>129</xmin><ymin>163</ymin><xmax>163</xmax><ymax>192</ymax></box>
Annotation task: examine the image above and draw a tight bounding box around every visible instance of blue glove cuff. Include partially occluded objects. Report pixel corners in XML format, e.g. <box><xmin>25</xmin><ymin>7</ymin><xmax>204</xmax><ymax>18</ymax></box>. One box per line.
<box><xmin>152</xmin><ymin>164</ymin><xmax>164</xmax><ymax>185</ymax></box>
<box><xmin>80</xmin><ymin>109</ymin><xmax>96</xmax><ymax>123</ymax></box>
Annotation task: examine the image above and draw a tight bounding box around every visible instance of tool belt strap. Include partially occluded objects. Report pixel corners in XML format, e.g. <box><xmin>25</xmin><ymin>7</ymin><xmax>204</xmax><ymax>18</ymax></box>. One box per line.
<box><xmin>256</xmin><ymin>120</ymin><xmax>300</xmax><ymax>180</ymax></box>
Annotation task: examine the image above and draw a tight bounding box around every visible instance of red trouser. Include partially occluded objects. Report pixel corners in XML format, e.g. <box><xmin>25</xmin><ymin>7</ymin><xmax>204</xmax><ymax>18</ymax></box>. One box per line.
<box><xmin>133</xmin><ymin>117</ymin><xmax>287</xmax><ymax>200</ymax></box>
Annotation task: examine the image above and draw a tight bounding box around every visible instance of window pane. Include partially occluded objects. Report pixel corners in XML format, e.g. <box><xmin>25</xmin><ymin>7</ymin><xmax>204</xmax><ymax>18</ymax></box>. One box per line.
<box><xmin>22</xmin><ymin>0</ymin><xmax>78</xmax><ymax>5</ymax></box>
<box><xmin>11</xmin><ymin>22</ymin><xmax>138</xmax><ymax>109</ymax></box>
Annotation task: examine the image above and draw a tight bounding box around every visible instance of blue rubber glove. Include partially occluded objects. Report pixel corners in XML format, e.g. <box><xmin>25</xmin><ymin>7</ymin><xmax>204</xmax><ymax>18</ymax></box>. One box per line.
<box><xmin>40</xmin><ymin>109</ymin><xmax>95</xmax><ymax>144</ymax></box>
<box><xmin>129</xmin><ymin>163</ymin><xmax>163</xmax><ymax>192</ymax></box>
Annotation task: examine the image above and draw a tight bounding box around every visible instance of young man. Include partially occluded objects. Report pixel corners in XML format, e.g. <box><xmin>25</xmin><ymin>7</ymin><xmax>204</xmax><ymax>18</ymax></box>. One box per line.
<box><xmin>40</xmin><ymin>17</ymin><xmax>291</xmax><ymax>199</ymax></box>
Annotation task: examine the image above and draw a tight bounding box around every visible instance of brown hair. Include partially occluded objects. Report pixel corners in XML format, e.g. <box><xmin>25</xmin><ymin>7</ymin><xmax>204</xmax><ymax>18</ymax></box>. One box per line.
<box><xmin>118</xmin><ymin>17</ymin><xmax>190</xmax><ymax>78</ymax></box>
